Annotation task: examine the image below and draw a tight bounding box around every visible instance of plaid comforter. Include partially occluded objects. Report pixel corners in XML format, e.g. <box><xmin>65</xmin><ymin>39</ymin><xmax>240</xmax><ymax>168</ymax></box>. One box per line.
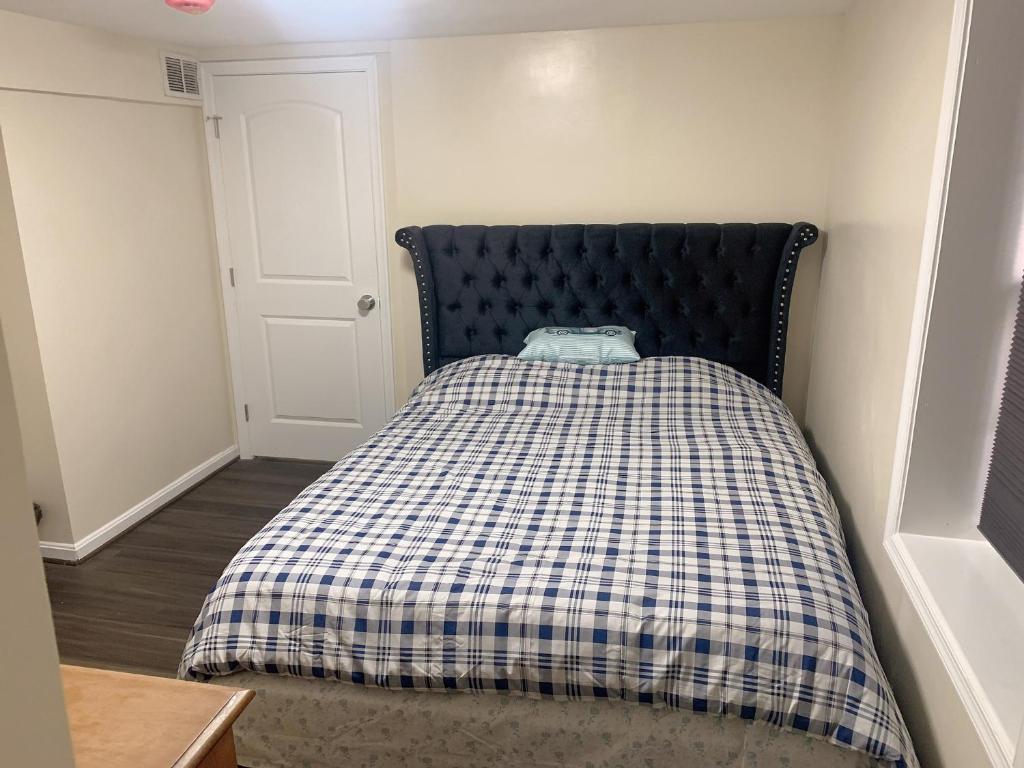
<box><xmin>180</xmin><ymin>355</ymin><xmax>914</xmax><ymax>767</ymax></box>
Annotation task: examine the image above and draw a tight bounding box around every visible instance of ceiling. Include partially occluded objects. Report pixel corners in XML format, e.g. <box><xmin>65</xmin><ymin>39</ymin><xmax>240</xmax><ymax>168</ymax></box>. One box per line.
<box><xmin>0</xmin><ymin>0</ymin><xmax>852</xmax><ymax>49</ymax></box>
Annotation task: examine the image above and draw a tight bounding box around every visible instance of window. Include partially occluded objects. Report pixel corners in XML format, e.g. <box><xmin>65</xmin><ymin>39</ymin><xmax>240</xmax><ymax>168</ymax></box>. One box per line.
<box><xmin>979</xmin><ymin>276</ymin><xmax>1024</xmax><ymax>582</ymax></box>
<box><xmin>884</xmin><ymin>0</ymin><xmax>1024</xmax><ymax>763</ymax></box>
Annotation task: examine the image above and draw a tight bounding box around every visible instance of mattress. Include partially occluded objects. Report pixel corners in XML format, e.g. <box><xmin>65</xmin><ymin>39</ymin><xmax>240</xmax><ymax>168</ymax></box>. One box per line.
<box><xmin>181</xmin><ymin>355</ymin><xmax>915</xmax><ymax>767</ymax></box>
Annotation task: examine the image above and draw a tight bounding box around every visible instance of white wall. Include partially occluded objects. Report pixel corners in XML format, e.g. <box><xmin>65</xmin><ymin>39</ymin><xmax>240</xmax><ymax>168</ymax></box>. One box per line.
<box><xmin>0</xmin><ymin>8</ymin><xmax>190</xmax><ymax>103</ymax></box>
<box><xmin>0</xmin><ymin>316</ymin><xmax>74</xmax><ymax>765</ymax></box>
<box><xmin>388</xmin><ymin>18</ymin><xmax>839</xmax><ymax>418</ymax></box>
<box><xmin>0</xmin><ymin>122</ymin><xmax>70</xmax><ymax>543</ymax></box>
<box><xmin>0</xmin><ymin>3</ymin><xmax>993</xmax><ymax>762</ymax></box>
<box><xmin>0</xmin><ymin>10</ymin><xmax>235</xmax><ymax>550</ymax></box>
<box><xmin>1</xmin><ymin>11</ymin><xmax>839</xmax><ymax>547</ymax></box>
<box><xmin>207</xmin><ymin>16</ymin><xmax>842</xmax><ymax>422</ymax></box>
<box><xmin>802</xmin><ymin>1</ymin><xmax>988</xmax><ymax>765</ymax></box>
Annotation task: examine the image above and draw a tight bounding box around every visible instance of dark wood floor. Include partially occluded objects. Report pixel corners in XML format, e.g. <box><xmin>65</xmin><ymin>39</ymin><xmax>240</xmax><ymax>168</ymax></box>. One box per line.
<box><xmin>44</xmin><ymin>458</ymin><xmax>332</xmax><ymax>677</ymax></box>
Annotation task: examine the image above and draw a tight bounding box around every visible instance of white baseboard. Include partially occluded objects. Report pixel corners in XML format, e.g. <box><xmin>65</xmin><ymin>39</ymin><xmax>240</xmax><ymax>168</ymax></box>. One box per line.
<box><xmin>39</xmin><ymin>445</ymin><xmax>239</xmax><ymax>563</ymax></box>
<box><xmin>38</xmin><ymin>540</ymin><xmax>77</xmax><ymax>561</ymax></box>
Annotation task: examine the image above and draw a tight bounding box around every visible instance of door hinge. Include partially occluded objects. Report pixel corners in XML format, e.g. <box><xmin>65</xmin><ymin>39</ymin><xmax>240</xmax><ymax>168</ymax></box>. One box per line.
<box><xmin>228</xmin><ymin>267</ymin><xmax>235</xmax><ymax>287</ymax></box>
<box><xmin>206</xmin><ymin>114</ymin><xmax>222</xmax><ymax>139</ymax></box>
<box><xmin>243</xmin><ymin>404</ymin><xmax>250</xmax><ymax>422</ymax></box>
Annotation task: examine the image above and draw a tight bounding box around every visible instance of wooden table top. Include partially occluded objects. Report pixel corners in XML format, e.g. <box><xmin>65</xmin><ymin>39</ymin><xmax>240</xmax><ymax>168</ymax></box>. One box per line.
<box><xmin>61</xmin><ymin>665</ymin><xmax>254</xmax><ymax>768</ymax></box>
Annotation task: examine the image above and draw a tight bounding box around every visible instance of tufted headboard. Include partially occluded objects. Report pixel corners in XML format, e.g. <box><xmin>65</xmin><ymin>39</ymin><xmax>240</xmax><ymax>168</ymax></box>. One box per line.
<box><xmin>395</xmin><ymin>222</ymin><xmax>818</xmax><ymax>396</ymax></box>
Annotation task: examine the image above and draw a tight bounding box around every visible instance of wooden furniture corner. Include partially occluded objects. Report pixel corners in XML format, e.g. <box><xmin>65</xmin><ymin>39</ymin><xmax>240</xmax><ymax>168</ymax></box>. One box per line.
<box><xmin>61</xmin><ymin>664</ymin><xmax>254</xmax><ymax>768</ymax></box>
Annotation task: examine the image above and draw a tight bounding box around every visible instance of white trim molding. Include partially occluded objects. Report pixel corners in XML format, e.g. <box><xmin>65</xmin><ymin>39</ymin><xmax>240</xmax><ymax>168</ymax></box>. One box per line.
<box><xmin>37</xmin><ymin>540</ymin><xmax>77</xmax><ymax>562</ymax></box>
<box><xmin>884</xmin><ymin>0</ymin><xmax>972</xmax><ymax>544</ymax></box>
<box><xmin>885</xmin><ymin>534</ymin><xmax>1015</xmax><ymax>767</ymax></box>
<box><xmin>882</xmin><ymin>0</ymin><xmax>1019</xmax><ymax>766</ymax></box>
<box><xmin>39</xmin><ymin>445</ymin><xmax>238</xmax><ymax>563</ymax></box>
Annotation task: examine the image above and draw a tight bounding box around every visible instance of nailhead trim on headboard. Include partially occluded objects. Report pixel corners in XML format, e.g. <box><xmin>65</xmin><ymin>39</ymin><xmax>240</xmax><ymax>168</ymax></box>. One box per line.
<box><xmin>767</xmin><ymin>224</ymin><xmax>818</xmax><ymax>394</ymax></box>
<box><xmin>399</xmin><ymin>230</ymin><xmax>436</xmax><ymax>362</ymax></box>
<box><xmin>396</xmin><ymin>222</ymin><xmax>819</xmax><ymax>397</ymax></box>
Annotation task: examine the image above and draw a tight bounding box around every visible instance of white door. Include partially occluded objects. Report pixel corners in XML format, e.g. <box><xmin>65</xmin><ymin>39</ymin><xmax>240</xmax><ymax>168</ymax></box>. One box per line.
<box><xmin>208</xmin><ymin>65</ymin><xmax>392</xmax><ymax>460</ymax></box>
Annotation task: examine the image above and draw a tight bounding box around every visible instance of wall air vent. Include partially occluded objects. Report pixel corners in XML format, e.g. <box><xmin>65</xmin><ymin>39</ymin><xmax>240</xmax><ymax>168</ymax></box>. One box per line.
<box><xmin>162</xmin><ymin>52</ymin><xmax>202</xmax><ymax>100</ymax></box>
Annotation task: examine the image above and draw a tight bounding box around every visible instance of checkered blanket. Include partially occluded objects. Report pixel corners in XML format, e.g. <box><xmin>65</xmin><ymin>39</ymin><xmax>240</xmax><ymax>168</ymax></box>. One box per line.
<box><xmin>179</xmin><ymin>355</ymin><xmax>914</xmax><ymax>767</ymax></box>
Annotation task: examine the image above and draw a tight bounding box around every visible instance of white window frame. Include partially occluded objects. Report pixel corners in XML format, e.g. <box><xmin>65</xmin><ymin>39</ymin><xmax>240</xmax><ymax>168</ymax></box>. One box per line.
<box><xmin>883</xmin><ymin>1</ymin><xmax>1024</xmax><ymax>766</ymax></box>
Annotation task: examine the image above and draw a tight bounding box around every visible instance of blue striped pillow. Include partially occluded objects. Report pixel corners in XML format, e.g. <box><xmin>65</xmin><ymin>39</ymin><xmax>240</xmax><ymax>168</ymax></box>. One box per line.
<box><xmin>518</xmin><ymin>326</ymin><xmax>640</xmax><ymax>365</ymax></box>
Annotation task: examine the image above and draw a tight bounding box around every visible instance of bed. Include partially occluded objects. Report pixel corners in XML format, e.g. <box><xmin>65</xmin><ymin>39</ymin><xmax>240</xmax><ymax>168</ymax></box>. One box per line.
<box><xmin>180</xmin><ymin>223</ymin><xmax>916</xmax><ymax>768</ymax></box>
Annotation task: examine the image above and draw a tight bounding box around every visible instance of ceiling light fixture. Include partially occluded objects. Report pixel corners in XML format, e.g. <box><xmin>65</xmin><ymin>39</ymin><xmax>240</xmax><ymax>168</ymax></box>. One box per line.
<box><xmin>165</xmin><ymin>0</ymin><xmax>216</xmax><ymax>15</ymax></box>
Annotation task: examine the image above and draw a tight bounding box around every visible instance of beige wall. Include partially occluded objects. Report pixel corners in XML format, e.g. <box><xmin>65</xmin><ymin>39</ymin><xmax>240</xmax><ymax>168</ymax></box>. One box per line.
<box><xmin>0</xmin><ymin>3</ymin><xmax>992</xmax><ymax>762</ymax></box>
<box><xmin>0</xmin><ymin>9</ymin><xmax>193</xmax><ymax>104</ymax></box>
<box><xmin>0</xmin><ymin>10</ymin><xmax>234</xmax><ymax>547</ymax></box>
<box><xmin>2</xmin><ymin>11</ymin><xmax>841</xmax><ymax>545</ymax></box>
<box><xmin>208</xmin><ymin>17</ymin><xmax>844</xmax><ymax>418</ymax></box>
<box><xmin>0</xmin><ymin>123</ymin><xmax>71</xmax><ymax>543</ymax></box>
<box><xmin>803</xmin><ymin>1</ymin><xmax>986</xmax><ymax>766</ymax></box>
<box><xmin>0</xmin><ymin>319</ymin><xmax>74</xmax><ymax>766</ymax></box>
<box><xmin>387</xmin><ymin>17</ymin><xmax>841</xmax><ymax>417</ymax></box>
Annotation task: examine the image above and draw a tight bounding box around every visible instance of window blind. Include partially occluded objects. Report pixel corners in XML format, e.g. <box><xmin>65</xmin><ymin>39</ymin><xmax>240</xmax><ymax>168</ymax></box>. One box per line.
<box><xmin>979</xmin><ymin>277</ymin><xmax>1024</xmax><ymax>582</ymax></box>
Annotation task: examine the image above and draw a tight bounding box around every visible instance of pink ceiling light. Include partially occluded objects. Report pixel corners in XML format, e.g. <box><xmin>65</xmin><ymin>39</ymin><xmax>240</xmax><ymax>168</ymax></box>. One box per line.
<box><xmin>165</xmin><ymin>0</ymin><xmax>215</xmax><ymax>14</ymax></box>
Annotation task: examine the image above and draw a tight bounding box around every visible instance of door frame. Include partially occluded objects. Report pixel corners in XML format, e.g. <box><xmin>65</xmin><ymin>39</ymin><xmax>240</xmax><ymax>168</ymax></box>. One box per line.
<box><xmin>200</xmin><ymin>56</ymin><xmax>397</xmax><ymax>459</ymax></box>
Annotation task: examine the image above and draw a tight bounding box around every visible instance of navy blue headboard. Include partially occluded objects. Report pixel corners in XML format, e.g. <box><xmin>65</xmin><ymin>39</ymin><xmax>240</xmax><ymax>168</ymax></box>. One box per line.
<box><xmin>395</xmin><ymin>223</ymin><xmax>818</xmax><ymax>396</ymax></box>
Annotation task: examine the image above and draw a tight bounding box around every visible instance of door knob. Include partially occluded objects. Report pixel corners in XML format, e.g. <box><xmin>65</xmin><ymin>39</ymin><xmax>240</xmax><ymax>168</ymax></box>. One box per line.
<box><xmin>358</xmin><ymin>294</ymin><xmax>377</xmax><ymax>311</ymax></box>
